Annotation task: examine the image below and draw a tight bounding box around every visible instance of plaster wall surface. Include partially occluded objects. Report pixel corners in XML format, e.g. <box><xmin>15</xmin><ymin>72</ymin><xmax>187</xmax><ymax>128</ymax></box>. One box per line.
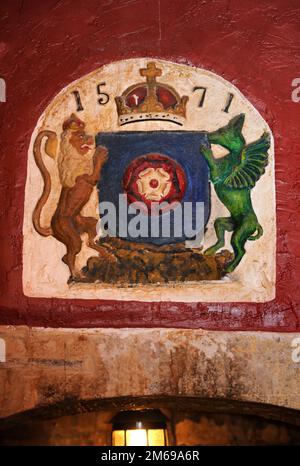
<box><xmin>0</xmin><ymin>0</ymin><xmax>299</xmax><ymax>330</ymax></box>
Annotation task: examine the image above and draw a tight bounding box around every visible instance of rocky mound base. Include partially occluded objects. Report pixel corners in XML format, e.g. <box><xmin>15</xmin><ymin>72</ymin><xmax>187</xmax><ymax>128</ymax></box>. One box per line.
<box><xmin>78</xmin><ymin>238</ymin><xmax>233</xmax><ymax>285</ymax></box>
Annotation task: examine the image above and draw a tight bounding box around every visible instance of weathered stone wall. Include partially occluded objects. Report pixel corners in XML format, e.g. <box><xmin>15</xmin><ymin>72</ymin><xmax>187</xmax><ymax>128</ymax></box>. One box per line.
<box><xmin>0</xmin><ymin>327</ymin><xmax>299</xmax><ymax>422</ymax></box>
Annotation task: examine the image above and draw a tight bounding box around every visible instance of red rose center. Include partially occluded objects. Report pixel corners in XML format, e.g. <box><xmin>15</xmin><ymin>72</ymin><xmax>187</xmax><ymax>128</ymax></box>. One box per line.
<box><xmin>122</xmin><ymin>153</ymin><xmax>187</xmax><ymax>214</ymax></box>
<box><xmin>149</xmin><ymin>178</ymin><xmax>159</xmax><ymax>188</ymax></box>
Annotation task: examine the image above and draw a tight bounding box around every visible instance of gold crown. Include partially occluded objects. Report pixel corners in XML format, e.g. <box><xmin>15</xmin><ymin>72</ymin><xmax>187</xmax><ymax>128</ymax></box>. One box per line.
<box><xmin>115</xmin><ymin>62</ymin><xmax>189</xmax><ymax>126</ymax></box>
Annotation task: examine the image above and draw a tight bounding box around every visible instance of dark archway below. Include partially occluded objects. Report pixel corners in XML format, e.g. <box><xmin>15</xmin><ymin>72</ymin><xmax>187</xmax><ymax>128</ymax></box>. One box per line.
<box><xmin>1</xmin><ymin>396</ymin><xmax>300</xmax><ymax>445</ymax></box>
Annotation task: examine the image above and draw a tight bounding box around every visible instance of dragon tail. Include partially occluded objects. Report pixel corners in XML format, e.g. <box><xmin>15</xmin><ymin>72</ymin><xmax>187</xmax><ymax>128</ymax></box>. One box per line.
<box><xmin>248</xmin><ymin>223</ymin><xmax>263</xmax><ymax>241</ymax></box>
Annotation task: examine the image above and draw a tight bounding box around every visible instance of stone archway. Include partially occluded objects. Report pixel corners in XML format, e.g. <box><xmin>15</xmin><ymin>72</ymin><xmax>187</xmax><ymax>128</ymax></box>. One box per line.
<box><xmin>1</xmin><ymin>396</ymin><xmax>300</xmax><ymax>446</ymax></box>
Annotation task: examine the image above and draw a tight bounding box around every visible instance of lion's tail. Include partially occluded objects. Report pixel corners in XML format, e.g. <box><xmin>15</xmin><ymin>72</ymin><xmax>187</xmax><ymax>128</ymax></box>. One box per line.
<box><xmin>32</xmin><ymin>130</ymin><xmax>58</xmax><ymax>237</ymax></box>
<box><xmin>249</xmin><ymin>223</ymin><xmax>263</xmax><ymax>241</ymax></box>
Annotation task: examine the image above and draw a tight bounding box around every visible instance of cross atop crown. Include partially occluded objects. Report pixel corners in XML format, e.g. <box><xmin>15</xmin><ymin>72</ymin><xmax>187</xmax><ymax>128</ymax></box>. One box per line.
<box><xmin>140</xmin><ymin>62</ymin><xmax>162</xmax><ymax>84</ymax></box>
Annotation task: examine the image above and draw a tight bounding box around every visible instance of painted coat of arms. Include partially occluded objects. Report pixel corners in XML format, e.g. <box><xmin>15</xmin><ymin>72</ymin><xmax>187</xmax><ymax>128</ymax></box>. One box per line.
<box><xmin>23</xmin><ymin>59</ymin><xmax>275</xmax><ymax>302</ymax></box>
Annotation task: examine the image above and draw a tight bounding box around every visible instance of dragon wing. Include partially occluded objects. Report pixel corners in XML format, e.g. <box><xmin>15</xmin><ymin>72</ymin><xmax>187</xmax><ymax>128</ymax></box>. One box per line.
<box><xmin>224</xmin><ymin>132</ymin><xmax>270</xmax><ymax>189</ymax></box>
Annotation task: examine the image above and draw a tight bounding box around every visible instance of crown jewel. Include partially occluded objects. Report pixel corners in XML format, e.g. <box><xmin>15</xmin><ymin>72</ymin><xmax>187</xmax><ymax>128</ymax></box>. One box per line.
<box><xmin>115</xmin><ymin>62</ymin><xmax>189</xmax><ymax>126</ymax></box>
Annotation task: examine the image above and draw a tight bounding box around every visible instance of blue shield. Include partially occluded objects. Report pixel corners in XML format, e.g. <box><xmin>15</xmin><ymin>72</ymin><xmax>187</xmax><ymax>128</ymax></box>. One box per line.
<box><xmin>96</xmin><ymin>131</ymin><xmax>210</xmax><ymax>245</ymax></box>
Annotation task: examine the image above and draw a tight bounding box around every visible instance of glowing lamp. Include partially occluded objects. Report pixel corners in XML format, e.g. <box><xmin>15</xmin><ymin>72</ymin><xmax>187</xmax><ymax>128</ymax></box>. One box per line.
<box><xmin>111</xmin><ymin>409</ymin><xmax>168</xmax><ymax>446</ymax></box>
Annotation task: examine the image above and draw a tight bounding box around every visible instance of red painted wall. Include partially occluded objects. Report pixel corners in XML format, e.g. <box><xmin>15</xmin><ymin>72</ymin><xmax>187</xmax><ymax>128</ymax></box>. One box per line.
<box><xmin>0</xmin><ymin>0</ymin><xmax>299</xmax><ymax>331</ymax></box>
